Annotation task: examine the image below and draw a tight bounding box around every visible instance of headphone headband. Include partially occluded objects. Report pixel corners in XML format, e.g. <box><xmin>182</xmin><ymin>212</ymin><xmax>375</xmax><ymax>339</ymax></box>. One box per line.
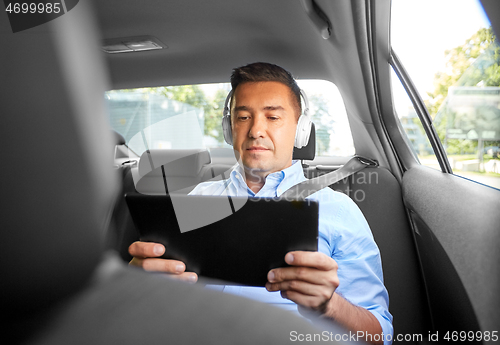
<box><xmin>223</xmin><ymin>90</ymin><xmax>233</xmax><ymax>117</ymax></box>
<box><xmin>299</xmin><ymin>89</ymin><xmax>309</xmax><ymax>117</ymax></box>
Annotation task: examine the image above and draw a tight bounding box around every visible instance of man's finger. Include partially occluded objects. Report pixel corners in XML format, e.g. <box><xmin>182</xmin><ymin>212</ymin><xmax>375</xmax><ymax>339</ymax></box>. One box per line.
<box><xmin>268</xmin><ymin>266</ymin><xmax>326</xmax><ymax>285</ymax></box>
<box><xmin>167</xmin><ymin>272</ymin><xmax>199</xmax><ymax>283</ymax></box>
<box><xmin>269</xmin><ymin>265</ymin><xmax>339</xmax><ymax>288</ymax></box>
<box><xmin>128</xmin><ymin>241</ymin><xmax>165</xmax><ymax>258</ymax></box>
<box><xmin>285</xmin><ymin>251</ymin><xmax>338</xmax><ymax>271</ymax></box>
<box><xmin>129</xmin><ymin>256</ymin><xmax>197</xmax><ymax>282</ymax></box>
<box><xmin>266</xmin><ymin>278</ymin><xmax>335</xmax><ymax>302</ymax></box>
<box><xmin>266</xmin><ymin>279</ymin><xmax>319</xmax><ymax>296</ymax></box>
<box><xmin>140</xmin><ymin>258</ymin><xmax>187</xmax><ymax>274</ymax></box>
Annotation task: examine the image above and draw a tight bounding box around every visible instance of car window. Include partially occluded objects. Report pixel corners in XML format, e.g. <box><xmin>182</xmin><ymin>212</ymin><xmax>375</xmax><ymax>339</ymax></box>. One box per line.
<box><xmin>390</xmin><ymin>68</ymin><xmax>441</xmax><ymax>169</ymax></box>
<box><xmin>391</xmin><ymin>0</ymin><xmax>500</xmax><ymax>189</ymax></box>
<box><xmin>106</xmin><ymin>80</ymin><xmax>354</xmax><ymax>158</ymax></box>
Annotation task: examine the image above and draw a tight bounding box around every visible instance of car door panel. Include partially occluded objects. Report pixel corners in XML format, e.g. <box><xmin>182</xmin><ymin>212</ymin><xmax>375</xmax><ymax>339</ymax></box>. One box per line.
<box><xmin>402</xmin><ymin>165</ymin><xmax>500</xmax><ymax>334</ymax></box>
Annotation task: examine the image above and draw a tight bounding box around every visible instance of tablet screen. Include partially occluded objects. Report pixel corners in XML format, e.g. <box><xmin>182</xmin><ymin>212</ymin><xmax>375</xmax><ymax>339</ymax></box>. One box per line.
<box><xmin>126</xmin><ymin>194</ymin><xmax>318</xmax><ymax>286</ymax></box>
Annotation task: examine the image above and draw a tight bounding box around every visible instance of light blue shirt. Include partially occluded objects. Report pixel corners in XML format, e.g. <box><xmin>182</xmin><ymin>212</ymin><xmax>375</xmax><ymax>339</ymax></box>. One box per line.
<box><xmin>190</xmin><ymin>160</ymin><xmax>393</xmax><ymax>343</ymax></box>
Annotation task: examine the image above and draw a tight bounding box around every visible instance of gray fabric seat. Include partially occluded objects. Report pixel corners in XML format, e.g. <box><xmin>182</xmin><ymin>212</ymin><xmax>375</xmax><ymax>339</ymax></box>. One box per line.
<box><xmin>135</xmin><ymin>149</ymin><xmax>212</xmax><ymax>194</ymax></box>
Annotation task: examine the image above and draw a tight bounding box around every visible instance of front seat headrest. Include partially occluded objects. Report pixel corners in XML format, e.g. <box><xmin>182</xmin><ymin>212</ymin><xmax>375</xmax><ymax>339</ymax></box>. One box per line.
<box><xmin>0</xmin><ymin>2</ymin><xmax>118</xmax><ymax>315</ymax></box>
<box><xmin>292</xmin><ymin>123</ymin><xmax>316</xmax><ymax>160</ymax></box>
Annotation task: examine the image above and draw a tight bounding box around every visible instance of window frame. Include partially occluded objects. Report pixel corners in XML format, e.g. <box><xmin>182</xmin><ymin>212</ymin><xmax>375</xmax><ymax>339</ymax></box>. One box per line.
<box><xmin>389</xmin><ymin>49</ymin><xmax>453</xmax><ymax>174</ymax></box>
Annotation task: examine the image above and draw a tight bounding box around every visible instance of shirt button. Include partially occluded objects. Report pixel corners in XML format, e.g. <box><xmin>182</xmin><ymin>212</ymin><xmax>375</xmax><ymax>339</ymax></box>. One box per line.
<box><xmin>277</xmin><ymin>188</ymin><xmax>282</xmax><ymax>193</ymax></box>
<box><xmin>235</xmin><ymin>175</ymin><xmax>240</xmax><ymax>179</ymax></box>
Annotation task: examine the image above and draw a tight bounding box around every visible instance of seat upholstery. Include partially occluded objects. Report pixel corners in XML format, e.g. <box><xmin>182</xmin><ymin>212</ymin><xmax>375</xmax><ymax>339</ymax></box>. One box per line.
<box><xmin>292</xmin><ymin>123</ymin><xmax>316</xmax><ymax>161</ymax></box>
<box><xmin>1</xmin><ymin>1</ymin><xmax>117</xmax><ymax>316</ymax></box>
<box><xmin>135</xmin><ymin>149</ymin><xmax>212</xmax><ymax>194</ymax></box>
<box><xmin>108</xmin><ymin>163</ymin><xmax>139</xmax><ymax>262</ymax></box>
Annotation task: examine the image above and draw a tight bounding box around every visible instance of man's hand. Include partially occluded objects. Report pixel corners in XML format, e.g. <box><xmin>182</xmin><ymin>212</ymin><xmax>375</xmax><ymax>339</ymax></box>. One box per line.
<box><xmin>266</xmin><ymin>251</ymin><xmax>383</xmax><ymax>345</ymax></box>
<box><xmin>265</xmin><ymin>251</ymin><xmax>339</xmax><ymax>313</ymax></box>
<box><xmin>128</xmin><ymin>241</ymin><xmax>198</xmax><ymax>283</ymax></box>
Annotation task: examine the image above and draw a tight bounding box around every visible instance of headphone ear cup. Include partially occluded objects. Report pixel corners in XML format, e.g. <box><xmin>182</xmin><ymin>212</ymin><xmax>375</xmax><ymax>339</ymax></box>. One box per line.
<box><xmin>222</xmin><ymin>115</ymin><xmax>233</xmax><ymax>145</ymax></box>
<box><xmin>294</xmin><ymin>115</ymin><xmax>312</xmax><ymax>149</ymax></box>
<box><xmin>221</xmin><ymin>90</ymin><xmax>233</xmax><ymax>146</ymax></box>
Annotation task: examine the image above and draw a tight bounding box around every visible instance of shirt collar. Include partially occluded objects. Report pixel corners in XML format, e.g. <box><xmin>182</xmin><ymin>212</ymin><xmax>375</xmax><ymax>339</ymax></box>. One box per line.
<box><xmin>229</xmin><ymin>160</ymin><xmax>306</xmax><ymax>197</ymax></box>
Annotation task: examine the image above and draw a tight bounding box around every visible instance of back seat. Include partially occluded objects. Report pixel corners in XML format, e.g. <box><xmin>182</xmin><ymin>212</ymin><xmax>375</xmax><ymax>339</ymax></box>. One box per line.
<box><xmin>110</xmin><ymin>146</ymin><xmax>429</xmax><ymax>341</ymax></box>
<box><xmin>110</xmin><ymin>148</ymin><xmax>235</xmax><ymax>261</ymax></box>
<box><xmin>135</xmin><ymin>149</ymin><xmax>213</xmax><ymax>194</ymax></box>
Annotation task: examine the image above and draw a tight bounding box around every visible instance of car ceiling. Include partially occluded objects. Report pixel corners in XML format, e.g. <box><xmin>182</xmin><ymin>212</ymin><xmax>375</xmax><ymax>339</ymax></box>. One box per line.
<box><xmin>95</xmin><ymin>0</ymin><xmax>367</xmax><ymax>90</ymax></box>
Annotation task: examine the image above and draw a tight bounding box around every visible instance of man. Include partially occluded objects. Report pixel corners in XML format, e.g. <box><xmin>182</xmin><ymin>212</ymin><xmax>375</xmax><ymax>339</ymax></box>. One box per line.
<box><xmin>129</xmin><ymin>62</ymin><xmax>393</xmax><ymax>345</ymax></box>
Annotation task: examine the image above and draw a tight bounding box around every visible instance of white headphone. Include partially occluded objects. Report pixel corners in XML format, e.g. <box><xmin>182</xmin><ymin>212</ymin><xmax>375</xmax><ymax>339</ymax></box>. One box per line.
<box><xmin>221</xmin><ymin>88</ymin><xmax>312</xmax><ymax>148</ymax></box>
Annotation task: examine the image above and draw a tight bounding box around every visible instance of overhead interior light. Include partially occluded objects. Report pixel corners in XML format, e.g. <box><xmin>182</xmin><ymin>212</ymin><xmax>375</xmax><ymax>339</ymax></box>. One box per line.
<box><xmin>102</xmin><ymin>35</ymin><xmax>167</xmax><ymax>54</ymax></box>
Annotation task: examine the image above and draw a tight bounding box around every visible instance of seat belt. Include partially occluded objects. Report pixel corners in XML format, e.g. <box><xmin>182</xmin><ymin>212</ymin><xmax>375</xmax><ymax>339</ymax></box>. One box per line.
<box><xmin>281</xmin><ymin>156</ymin><xmax>378</xmax><ymax>200</ymax></box>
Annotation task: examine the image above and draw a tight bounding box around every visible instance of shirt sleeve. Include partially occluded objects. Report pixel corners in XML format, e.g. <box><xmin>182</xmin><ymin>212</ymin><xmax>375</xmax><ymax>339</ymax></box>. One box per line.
<box><xmin>313</xmin><ymin>190</ymin><xmax>394</xmax><ymax>344</ymax></box>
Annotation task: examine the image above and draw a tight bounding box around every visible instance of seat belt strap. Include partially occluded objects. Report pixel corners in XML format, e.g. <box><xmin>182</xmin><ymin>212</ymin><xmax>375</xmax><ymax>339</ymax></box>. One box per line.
<box><xmin>281</xmin><ymin>156</ymin><xmax>378</xmax><ymax>200</ymax></box>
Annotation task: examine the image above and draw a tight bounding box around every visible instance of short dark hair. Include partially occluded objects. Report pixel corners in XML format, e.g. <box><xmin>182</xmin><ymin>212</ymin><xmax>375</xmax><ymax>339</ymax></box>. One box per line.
<box><xmin>230</xmin><ymin>62</ymin><xmax>301</xmax><ymax>116</ymax></box>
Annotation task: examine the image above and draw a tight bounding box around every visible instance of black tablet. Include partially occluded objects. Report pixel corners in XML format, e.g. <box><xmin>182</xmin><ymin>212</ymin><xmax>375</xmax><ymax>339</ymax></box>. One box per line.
<box><xmin>125</xmin><ymin>193</ymin><xmax>318</xmax><ymax>286</ymax></box>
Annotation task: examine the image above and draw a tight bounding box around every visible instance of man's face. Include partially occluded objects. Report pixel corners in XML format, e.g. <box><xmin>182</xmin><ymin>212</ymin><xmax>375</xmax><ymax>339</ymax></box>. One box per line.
<box><xmin>231</xmin><ymin>81</ymin><xmax>298</xmax><ymax>178</ymax></box>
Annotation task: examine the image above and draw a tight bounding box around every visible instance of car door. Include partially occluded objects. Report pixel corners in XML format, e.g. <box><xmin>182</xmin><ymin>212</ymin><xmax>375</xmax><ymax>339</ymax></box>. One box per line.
<box><xmin>371</xmin><ymin>0</ymin><xmax>500</xmax><ymax>341</ymax></box>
